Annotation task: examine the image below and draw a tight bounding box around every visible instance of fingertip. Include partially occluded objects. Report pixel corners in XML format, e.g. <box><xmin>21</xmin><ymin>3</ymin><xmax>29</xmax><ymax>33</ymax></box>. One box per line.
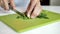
<box><xmin>30</xmin><ymin>10</ymin><xmax>41</xmax><ymax>19</ymax></box>
<box><xmin>30</xmin><ymin>13</ymin><xmax>37</xmax><ymax>19</ymax></box>
<box><xmin>27</xmin><ymin>13</ymin><xmax>30</xmax><ymax>18</ymax></box>
<box><xmin>31</xmin><ymin>16</ymin><xmax>36</xmax><ymax>19</ymax></box>
<box><xmin>4</xmin><ymin>8</ymin><xmax>9</xmax><ymax>11</ymax></box>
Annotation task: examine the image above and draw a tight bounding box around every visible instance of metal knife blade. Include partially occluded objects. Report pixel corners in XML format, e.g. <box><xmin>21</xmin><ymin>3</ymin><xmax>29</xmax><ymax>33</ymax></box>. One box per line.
<box><xmin>13</xmin><ymin>9</ymin><xmax>25</xmax><ymax>17</ymax></box>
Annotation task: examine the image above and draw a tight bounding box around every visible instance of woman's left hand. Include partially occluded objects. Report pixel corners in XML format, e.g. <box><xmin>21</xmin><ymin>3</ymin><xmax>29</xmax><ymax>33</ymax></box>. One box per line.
<box><xmin>26</xmin><ymin>0</ymin><xmax>42</xmax><ymax>18</ymax></box>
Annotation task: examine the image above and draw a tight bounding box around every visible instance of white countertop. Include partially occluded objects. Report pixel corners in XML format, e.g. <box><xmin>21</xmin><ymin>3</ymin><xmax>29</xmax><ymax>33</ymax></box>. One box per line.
<box><xmin>0</xmin><ymin>6</ymin><xmax>60</xmax><ymax>34</ymax></box>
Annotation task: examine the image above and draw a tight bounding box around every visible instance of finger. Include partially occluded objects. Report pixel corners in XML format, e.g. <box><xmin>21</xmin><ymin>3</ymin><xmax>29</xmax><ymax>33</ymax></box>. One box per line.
<box><xmin>9</xmin><ymin>0</ymin><xmax>16</xmax><ymax>10</ymax></box>
<box><xmin>26</xmin><ymin>0</ymin><xmax>39</xmax><ymax>18</ymax></box>
<box><xmin>0</xmin><ymin>0</ymin><xmax>4</xmax><ymax>8</ymax></box>
<box><xmin>0</xmin><ymin>0</ymin><xmax>2</xmax><ymax>6</ymax></box>
<box><xmin>2</xmin><ymin>0</ymin><xmax>9</xmax><ymax>10</ymax></box>
<box><xmin>31</xmin><ymin>1</ymin><xmax>42</xmax><ymax>18</ymax></box>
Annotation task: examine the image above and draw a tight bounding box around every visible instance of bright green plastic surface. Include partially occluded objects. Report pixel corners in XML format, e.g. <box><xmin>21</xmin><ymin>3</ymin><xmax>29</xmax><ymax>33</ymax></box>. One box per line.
<box><xmin>0</xmin><ymin>10</ymin><xmax>60</xmax><ymax>32</ymax></box>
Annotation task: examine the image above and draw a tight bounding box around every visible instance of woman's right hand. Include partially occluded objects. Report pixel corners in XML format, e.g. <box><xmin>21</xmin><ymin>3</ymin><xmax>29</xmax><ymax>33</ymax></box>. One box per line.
<box><xmin>0</xmin><ymin>0</ymin><xmax>16</xmax><ymax>10</ymax></box>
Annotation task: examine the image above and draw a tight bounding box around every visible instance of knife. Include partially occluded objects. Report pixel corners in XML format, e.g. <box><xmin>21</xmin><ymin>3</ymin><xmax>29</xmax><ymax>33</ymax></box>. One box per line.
<box><xmin>13</xmin><ymin>9</ymin><xmax>25</xmax><ymax>17</ymax></box>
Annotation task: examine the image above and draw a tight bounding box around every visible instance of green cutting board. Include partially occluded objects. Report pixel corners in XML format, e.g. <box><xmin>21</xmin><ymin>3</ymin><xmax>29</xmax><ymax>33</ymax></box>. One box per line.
<box><xmin>0</xmin><ymin>10</ymin><xmax>60</xmax><ymax>32</ymax></box>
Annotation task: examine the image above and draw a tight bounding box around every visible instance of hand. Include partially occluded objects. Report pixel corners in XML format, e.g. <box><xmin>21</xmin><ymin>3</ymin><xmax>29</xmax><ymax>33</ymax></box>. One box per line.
<box><xmin>0</xmin><ymin>0</ymin><xmax>16</xmax><ymax>10</ymax></box>
<box><xmin>26</xmin><ymin>0</ymin><xmax>42</xmax><ymax>18</ymax></box>
<box><xmin>0</xmin><ymin>0</ymin><xmax>42</xmax><ymax>19</ymax></box>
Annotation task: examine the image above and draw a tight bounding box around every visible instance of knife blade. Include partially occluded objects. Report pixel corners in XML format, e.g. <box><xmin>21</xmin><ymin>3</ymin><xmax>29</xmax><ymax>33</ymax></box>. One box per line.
<box><xmin>13</xmin><ymin>9</ymin><xmax>25</xmax><ymax>17</ymax></box>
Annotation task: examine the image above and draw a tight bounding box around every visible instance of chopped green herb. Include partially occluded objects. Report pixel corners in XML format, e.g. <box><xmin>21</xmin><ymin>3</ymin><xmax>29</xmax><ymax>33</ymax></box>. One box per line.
<box><xmin>37</xmin><ymin>13</ymin><xmax>49</xmax><ymax>19</ymax></box>
<box><xmin>16</xmin><ymin>16</ymin><xmax>20</xmax><ymax>19</ymax></box>
<box><xmin>16</xmin><ymin>13</ymin><xmax>49</xmax><ymax>19</ymax></box>
<box><xmin>14</xmin><ymin>9</ymin><xmax>49</xmax><ymax>19</ymax></box>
